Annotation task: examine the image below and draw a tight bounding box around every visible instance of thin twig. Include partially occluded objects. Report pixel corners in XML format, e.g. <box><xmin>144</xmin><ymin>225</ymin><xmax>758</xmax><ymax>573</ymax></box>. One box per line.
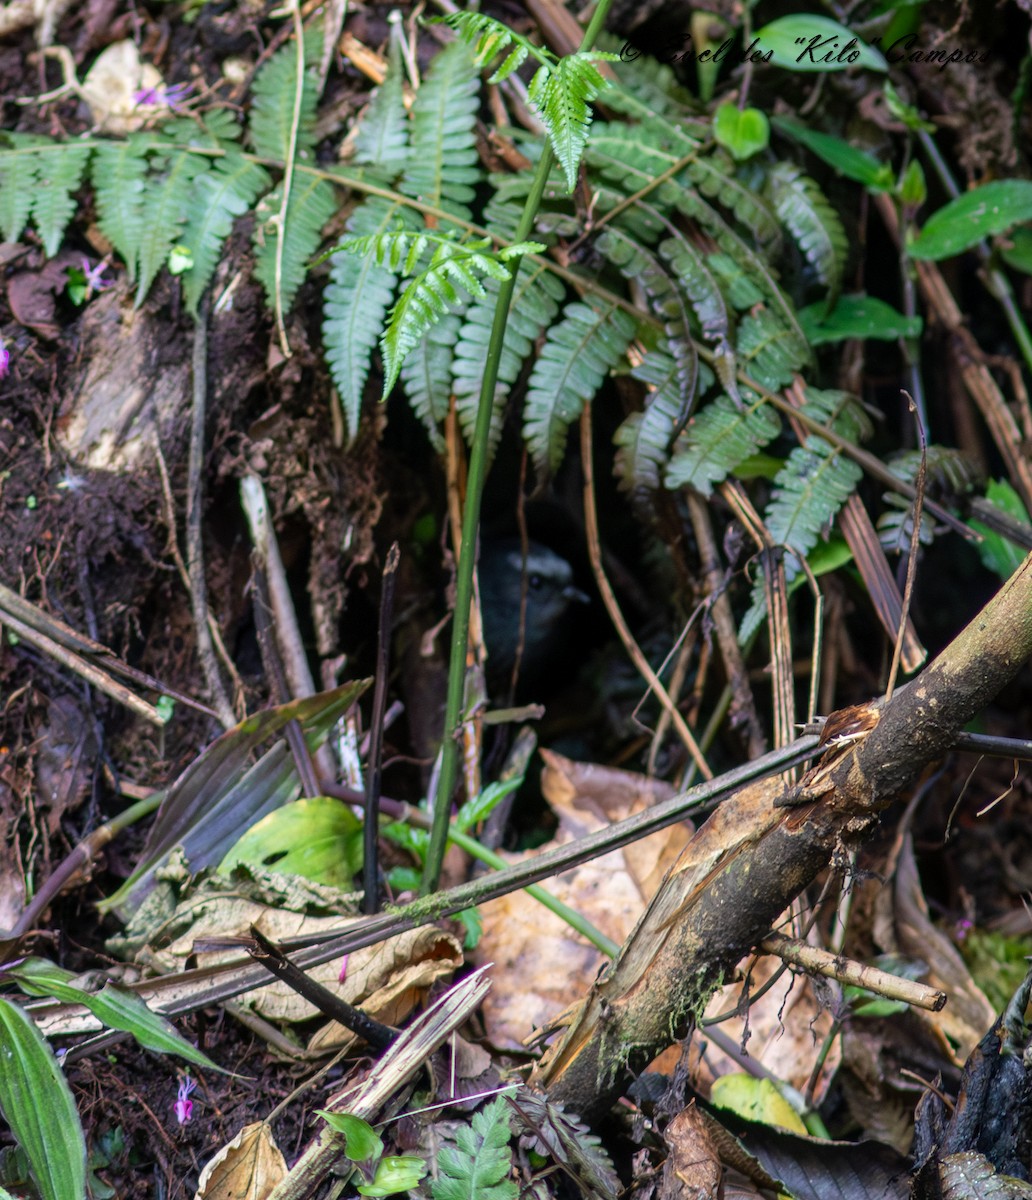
<box><xmin>271</xmin><ymin>0</ymin><xmax>307</xmax><ymax>357</ymax></box>
<box><xmin>251</xmin><ymin>563</ymin><xmax>321</xmax><ymax>798</ymax></box>
<box><xmin>186</xmin><ymin>300</ymin><xmax>236</xmax><ymax>729</ymax></box>
<box><xmin>363</xmin><ymin>543</ymin><xmax>399</xmax><ymax>915</ymax></box>
<box><xmin>760</xmin><ymin>932</ymin><xmax>945</xmax><ymax>1011</ymax></box>
<box><xmin>886</xmin><ymin>392</ymin><xmax>926</xmax><ymax>701</ymax></box>
<box><xmin>154</xmin><ymin>440</ymin><xmax>244</xmax><ymax>713</ymax></box>
<box><xmin>580</xmin><ymin>407</ymin><xmax>712</xmax><ymax>780</ymax></box>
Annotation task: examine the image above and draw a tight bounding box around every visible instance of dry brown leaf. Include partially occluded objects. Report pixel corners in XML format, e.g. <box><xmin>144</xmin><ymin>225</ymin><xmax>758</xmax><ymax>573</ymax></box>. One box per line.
<box><xmin>80</xmin><ymin>41</ymin><xmax>166</xmax><ymax>133</ymax></box>
<box><xmin>145</xmin><ymin>891</ymin><xmax>461</xmax><ymax>1049</ymax></box>
<box><xmin>194</xmin><ymin>1121</ymin><xmax>287</xmax><ymax>1200</ymax></box>
<box><xmin>472</xmin><ymin>752</ymin><xmax>691</xmax><ymax>1049</ymax></box>
<box><xmin>877</xmin><ymin>834</ymin><xmax>994</xmax><ymax>1060</ymax></box>
<box><xmin>696</xmin><ymin>955</ymin><xmax>839</xmax><ymax>1102</ymax></box>
<box><xmin>661</xmin><ymin>1103</ymin><xmax>723</xmax><ymax>1200</ymax></box>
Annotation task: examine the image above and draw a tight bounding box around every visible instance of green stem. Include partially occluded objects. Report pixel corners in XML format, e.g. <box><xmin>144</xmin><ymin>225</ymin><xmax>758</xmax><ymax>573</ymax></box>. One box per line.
<box><xmin>421</xmin><ymin>1</ymin><xmax>618</xmax><ymax>894</ymax></box>
<box><xmin>444</xmin><ymin>826</ymin><xmax>619</xmax><ymax>957</ymax></box>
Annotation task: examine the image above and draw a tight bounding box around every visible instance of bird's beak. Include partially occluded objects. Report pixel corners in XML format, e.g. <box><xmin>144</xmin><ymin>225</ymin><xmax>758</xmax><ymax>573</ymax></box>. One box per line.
<box><xmin>563</xmin><ymin>585</ymin><xmax>591</xmax><ymax>606</ymax></box>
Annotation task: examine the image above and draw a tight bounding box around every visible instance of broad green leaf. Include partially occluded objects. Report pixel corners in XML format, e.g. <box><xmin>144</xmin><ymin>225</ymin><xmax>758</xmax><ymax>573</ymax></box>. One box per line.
<box><xmin>5</xmin><ymin>959</ymin><xmax>223</xmax><ymax>1074</ymax></box>
<box><xmin>771</xmin><ymin>116</ymin><xmax>893</xmax><ymax>191</ymax></box>
<box><xmin>970</xmin><ymin>480</ymin><xmax>1032</xmax><ymax>581</ymax></box>
<box><xmin>219</xmin><ymin>795</ymin><xmax>363</xmax><ymax>886</ymax></box>
<box><xmin>318</xmin><ymin>1111</ymin><xmax>384</xmax><ymax>1163</ymax></box>
<box><xmin>360</xmin><ymin>1156</ymin><xmax>429</xmax><ymax>1196</ymax></box>
<box><xmin>713</xmin><ymin>103</ymin><xmax>769</xmax><ymax>160</ymax></box>
<box><xmin>799</xmin><ymin>294</ymin><xmax>922</xmax><ymax>345</ymax></box>
<box><xmin>1001</xmin><ymin>226</ymin><xmax>1032</xmax><ymax>275</ymax></box>
<box><xmin>910</xmin><ymin>181</ymin><xmax>1032</xmax><ymax>260</ymax></box>
<box><xmin>0</xmin><ymin>996</ymin><xmax>86</xmax><ymax>1200</ymax></box>
<box><xmin>710</xmin><ymin>1075</ymin><xmax>807</xmax><ymax>1135</ymax></box>
<box><xmin>753</xmin><ymin>15</ymin><xmax>887</xmax><ymax>73</ymax></box>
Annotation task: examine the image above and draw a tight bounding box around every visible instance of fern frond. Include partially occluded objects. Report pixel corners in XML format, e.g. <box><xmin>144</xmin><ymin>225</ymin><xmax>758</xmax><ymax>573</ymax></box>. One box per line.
<box><xmin>739</xmin><ymin>433</ymin><xmax>864</xmax><ymax>640</ymax></box>
<box><xmin>252</xmin><ymin>172</ymin><xmax>337</xmax><ymax>314</ymax></box>
<box><xmin>878</xmin><ymin>500</ymin><xmax>936</xmax><ymax>554</ymax></box>
<box><xmin>524</xmin><ymin>299</ymin><xmax>637</xmax><ymax>474</ymax></box>
<box><xmin>92</xmin><ymin>136</ymin><xmax>152</xmax><ymax>282</ymax></box>
<box><xmin>615</xmin><ymin>350</ymin><xmax>715</xmax><ymax>491</ymax></box>
<box><xmin>686</xmin><ymin>151</ymin><xmax>781</xmax><ymax>246</ymax></box>
<box><xmin>529</xmin><ymin>53</ymin><xmax>617</xmax><ymax>191</ymax></box>
<box><xmin>595</xmin><ymin>223</ymin><xmax>698</xmax><ymax>417</ymax></box>
<box><xmin>765</xmin><ymin>441</ymin><xmax>863</xmax><ymax>568</ymax></box>
<box><xmin>586</xmin><ymin>123</ymin><xmax>694</xmax><ymax>212</ymax></box>
<box><xmin>180</xmin><ymin>149</ymin><xmax>272</xmax><ymax>315</ymax></box>
<box><xmin>452</xmin><ymin>257</ymin><xmax>565</xmax><ymax>457</ymax></box>
<box><xmin>595</xmin><ymin>31</ymin><xmax>700</xmax><ymax>126</ymax></box>
<box><xmin>353</xmin><ymin>28</ymin><xmax>409</xmax><ymax>172</ymax></box>
<box><xmin>135</xmin><ymin>146</ymin><xmax>205</xmax><ymax>305</ymax></box>
<box><xmin>707</xmin><ymin>251</ymin><xmax>766</xmax><ymax>309</ymax></box>
<box><xmin>431</xmin><ymin>1096</ymin><xmax>517</xmax><ymax>1200</ymax></box>
<box><xmin>765</xmin><ymin>162</ymin><xmax>847</xmax><ymax>294</ymax></box>
<box><xmin>0</xmin><ymin>135</ymin><xmax>41</xmax><ymax>244</ymax></box>
<box><xmin>665</xmin><ymin>391</ymin><xmax>781</xmax><ymax>496</ymax></box>
<box><xmin>433</xmin><ymin>10</ymin><xmax>548</xmax><ymax>81</ymax></box>
<box><xmin>322</xmin><ymin>198</ymin><xmax>419</xmax><ymax>441</ymax></box>
<box><xmin>737</xmin><ymin>307</ymin><xmax>808</xmax><ymax>391</ymax></box>
<box><xmin>249</xmin><ymin>26</ymin><xmax>321</xmax><ymax>161</ymax></box>
<box><xmin>30</xmin><ymin>142</ymin><xmax>91</xmax><ymax>257</ymax></box>
<box><xmin>368</xmin><ymin>236</ymin><xmax>543</xmax><ymax>398</ymax></box>
<box><xmin>800</xmin><ymin>387</ymin><xmax>872</xmax><ymax>443</ymax></box>
<box><xmin>507</xmin><ymin>1091</ymin><xmax>620</xmax><ymax>1200</ymax></box>
<box><xmin>400</xmin><ymin>40</ymin><xmax>480</xmax><ymax>219</ymax></box>
<box><xmin>400</xmin><ymin>310</ymin><xmax>462</xmax><ymax>450</ymax></box>
<box><xmin>672</xmin><ymin>189</ymin><xmax>807</xmax><ymax>356</ymax></box>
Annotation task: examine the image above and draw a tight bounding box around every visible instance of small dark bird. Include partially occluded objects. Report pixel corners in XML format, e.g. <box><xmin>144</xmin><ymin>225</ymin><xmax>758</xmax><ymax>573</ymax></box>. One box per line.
<box><xmin>478</xmin><ymin>539</ymin><xmax>589</xmax><ymax>695</ymax></box>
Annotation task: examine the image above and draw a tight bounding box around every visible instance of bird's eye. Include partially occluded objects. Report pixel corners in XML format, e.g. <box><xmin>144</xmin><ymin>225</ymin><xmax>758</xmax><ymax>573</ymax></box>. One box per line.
<box><xmin>528</xmin><ymin>573</ymin><xmax>544</xmax><ymax>591</ymax></box>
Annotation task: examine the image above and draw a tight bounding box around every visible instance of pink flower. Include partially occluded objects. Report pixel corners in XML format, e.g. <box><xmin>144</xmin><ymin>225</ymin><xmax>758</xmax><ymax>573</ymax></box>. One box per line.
<box><xmin>0</xmin><ymin>340</ymin><xmax>9</xmax><ymax>380</ymax></box>
<box><xmin>81</xmin><ymin>258</ymin><xmax>112</xmax><ymax>299</ymax></box>
<box><xmin>133</xmin><ymin>81</ymin><xmax>193</xmax><ymax>110</ymax></box>
<box><xmin>174</xmin><ymin>1075</ymin><xmax>197</xmax><ymax>1125</ymax></box>
<box><xmin>338</xmin><ymin>954</ymin><xmax>350</xmax><ymax>983</ymax></box>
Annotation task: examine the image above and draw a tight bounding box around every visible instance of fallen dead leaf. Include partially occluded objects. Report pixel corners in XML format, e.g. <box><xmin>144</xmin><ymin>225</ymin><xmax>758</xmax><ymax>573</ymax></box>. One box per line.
<box><xmin>472</xmin><ymin>751</ymin><xmax>692</xmax><ymax>1049</ymax></box>
<box><xmin>195</xmin><ymin>1121</ymin><xmax>287</xmax><ymax>1200</ymax></box>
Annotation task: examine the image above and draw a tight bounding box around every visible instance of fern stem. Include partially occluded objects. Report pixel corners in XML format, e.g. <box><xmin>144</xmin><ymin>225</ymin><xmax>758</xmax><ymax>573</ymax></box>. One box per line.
<box><xmin>421</xmin><ymin>0</ymin><xmax>618</xmax><ymax>895</ymax></box>
<box><xmin>271</xmin><ymin>0</ymin><xmax>308</xmax><ymax>357</ymax></box>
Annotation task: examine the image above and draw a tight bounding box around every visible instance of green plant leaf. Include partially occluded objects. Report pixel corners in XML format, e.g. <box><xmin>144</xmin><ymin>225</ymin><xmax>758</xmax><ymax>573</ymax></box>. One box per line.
<box><xmin>30</xmin><ymin>143</ymin><xmax>92</xmax><ymax>257</ymax></box>
<box><xmin>219</xmin><ymin>795</ymin><xmax>363</xmax><ymax>886</ymax></box>
<box><xmin>180</xmin><ymin>150</ymin><xmax>271</xmax><ymax>315</ymax></box>
<box><xmin>5</xmin><ymin>959</ymin><xmax>223</xmax><ymax>1073</ymax></box>
<box><xmin>523</xmin><ymin>299</ymin><xmax>637</xmax><ymax>473</ymax></box>
<box><xmin>360</xmin><ymin>1156</ymin><xmax>429</xmax><ymax>1196</ymax></box>
<box><xmin>431</xmin><ymin>1096</ymin><xmax>517</xmax><ymax>1200</ymax></box>
<box><xmin>1000</xmin><ymin>226</ymin><xmax>1032</xmax><ymax>274</ymax></box>
<box><xmin>92</xmin><ymin>135</ymin><xmax>151</xmax><ymax>282</ymax></box>
<box><xmin>253</xmin><ymin>173</ymin><xmax>338</xmax><ymax>315</ymax></box>
<box><xmin>529</xmin><ymin>53</ymin><xmax>616</xmax><ymax>191</ymax></box>
<box><xmin>400</xmin><ymin>40</ymin><xmax>481</xmax><ymax>219</ymax></box>
<box><xmin>754</xmin><ymin>15</ymin><xmax>887</xmax><ymax>73</ymax></box>
<box><xmin>799</xmin><ymin>294</ymin><xmax>923</xmax><ymax>345</ymax></box>
<box><xmin>249</xmin><ymin>26</ymin><xmax>322</xmax><ymax>162</ymax></box>
<box><xmin>0</xmin><ymin>996</ymin><xmax>86</xmax><ymax>1200</ymax></box>
<box><xmin>323</xmin><ymin>198</ymin><xmax>419</xmax><ymax>443</ymax></box>
<box><xmin>970</xmin><ymin>480</ymin><xmax>1032</xmax><ymax>581</ymax></box>
<box><xmin>765</xmin><ymin>163</ymin><xmax>847</xmax><ymax>295</ymax></box>
<box><xmin>713</xmin><ymin>103</ymin><xmax>770</xmax><ymax>160</ymax></box>
<box><xmin>99</xmin><ymin>682</ymin><xmax>367</xmax><ymax>915</ymax></box>
<box><xmin>909</xmin><ymin>180</ymin><xmax>1032</xmax><ymax>260</ymax></box>
<box><xmin>771</xmin><ymin>116</ymin><xmax>893</xmax><ymax>191</ymax></box>
<box><xmin>665</xmin><ymin>391</ymin><xmax>781</xmax><ymax>496</ymax></box>
<box><xmin>318</xmin><ymin>1111</ymin><xmax>384</xmax><ymax>1163</ymax></box>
